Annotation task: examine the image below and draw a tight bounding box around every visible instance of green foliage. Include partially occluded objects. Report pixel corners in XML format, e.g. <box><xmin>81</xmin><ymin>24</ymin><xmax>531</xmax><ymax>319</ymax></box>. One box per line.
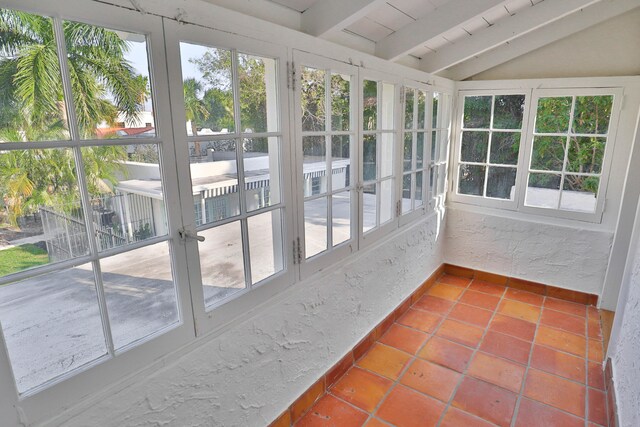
<box><xmin>0</xmin><ymin>243</ymin><xmax>49</xmax><ymax>277</ymax></box>
<box><xmin>133</xmin><ymin>222</ymin><xmax>152</xmax><ymax>240</ymax></box>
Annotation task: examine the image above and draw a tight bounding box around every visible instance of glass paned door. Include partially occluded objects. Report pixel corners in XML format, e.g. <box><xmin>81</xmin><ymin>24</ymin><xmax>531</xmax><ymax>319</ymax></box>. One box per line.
<box><xmin>164</xmin><ymin>20</ymin><xmax>294</xmax><ymax>329</ymax></box>
<box><xmin>293</xmin><ymin>51</ymin><xmax>358</xmax><ymax>277</ymax></box>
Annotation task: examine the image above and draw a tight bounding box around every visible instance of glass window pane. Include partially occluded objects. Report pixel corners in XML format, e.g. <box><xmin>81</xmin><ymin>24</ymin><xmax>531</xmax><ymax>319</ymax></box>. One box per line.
<box><xmin>431</xmin><ymin>131</ymin><xmax>438</xmax><ymax>162</ymax></box>
<box><xmin>535</xmin><ymin>97</ymin><xmax>571</xmax><ymax>134</ymax></box>
<box><xmin>531</xmin><ymin>136</ymin><xmax>565</xmax><ymax>171</ymax></box>
<box><xmin>190</xmin><ymin>140</ymin><xmax>240</xmax><ymax>224</ymax></box>
<box><xmin>380</xmin><ymin>133</ymin><xmax>394</xmax><ymax>178</ymax></box>
<box><xmin>460</xmin><ymin>131</ymin><xmax>489</xmax><ymax>163</ymax></box>
<box><xmin>526</xmin><ymin>173</ymin><xmax>561</xmax><ymax>209</ymax></box>
<box><xmin>83</xmin><ymin>144</ymin><xmax>167</xmax><ymax>252</ymax></box>
<box><xmin>102</xmin><ymin>242</ymin><xmax>178</xmax><ymax>350</ymax></box>
<box><xmin>486</xmin><ymin>167</ymin><xmax>516</xmax><ymax>200</ymax></box>
<box><xmin>458</xmin><ymin>165</ymin><xmax>485</xmax><ymax>196</ymax></box>
<box><xmin>566</xmin><ymin>136</ymin><xmax>605</xmax><ymax>174</ymax></box>
<box><xmin>416</xmin><ymin>132</ymin><xmax>425</xmax><ymax>169</ymax></box>
<box><xmin>238</xmin><ymin>53</ymin><xmax>278</xmax><ymax>133</ymax></box>
<box><xmin>489</xmin><ymin>132</ymin><xmax>520</xmax><ymax>165</ymax></box>
<box><xmin>437</xmin><ymin>164</ymin><xmax>447</xmax><ymax>195</ymax></box>
<box><xmin>0</xmin><ymin>263</ymin><xmax>106</xmax><ymax>392</ymax></box>
<box><xmin>248</xmin><ymin>209</ymin><xmax>283</xmax><ymax>284</ymax></box>
<box><xmin>303</xmin><ymin>136</ymin><xmax>327</xmax><ymax>197</ymax></box>
<box><xmin>0</xmin><ymin>9</ymin><xmax>70</xmax><ymax>142</ymax></box>
<box><xmin>332</xmin><ymin>192</ymin><xmax>350</xmax><ymax>246</ymax></box>
<box><xmin>415</xmin><ymin>171</ymin><xmax>424</xmax><ymax>207</ymax></box>
<box><xmin>380</xmin><ymin>178</ymin><xmax>394</xmax><ymax>225</ymax></box>
<box><xmin>363</xmin><ymin>80</ymin><xmax>377</xmax><ymax>131</ymax></box>
<box><xmin>403</xmin><ymin>132</ymin><xmax>413</xmax><ymax>172</ymax></box>
<box><xmin>402</xmin><ymin>173</ymin><xmax>412</xmax><ymax>213</ymax></box>
<box><xmin>244</xmin><ymin>137</ymin><xmax>281</xmax><ymax>211</ymax></box>
<box><xmin>417</xmin><ymin>91</ymin><xmax>426</xmax><ymax>129</ymax></box>
<box><xmin>179</xmin><ymin>43</ymin><xmax>234</xmax><ymax>136</ymax></box>
<box><xmin>573</xmin><ymin>96</ymin><xmax>613</xmax><ymax>134</ymax></box>
<box><xmin>429</xmin><ymin>166</ymin><xmax>436</xmax><ymax>199</ymax></box>
<box><xmin>363</xmin><ymin>134</ymin><xmax>377</xmax><ymax>182</ymax></box>
<box><xmin>304</xmin><ymin>197</ymin><xmax>327</xmax><ymax>258</ymax></box>
<box><xmin>362</xmin><ymin>183</ymin><xmax>377</xmax><ymax>233</ymax></box>
<box><xmin>199</xmin><ymin>221</ymin><xmax>246</xmax><ymax>308</ymax></box>
<box><xmin>432</xmin><ymin>92</ymin><xmax>440</xmax><ymax>128</ymax></box>
<box><xmin>463</xmin><ymin>96</ymin><xmax>491</xmax><ymax>129</ymax></box>
<box><xmin>561</xmin><ymin>176</ymin><xmax>599</xmax><ymax>213</ymax></box>
<box><xmin>380</xmin><ymin>83</ymin><xmax>395</xmax><ymax>130</ymax></box>
<box><xmin>0</xmin><ymin>148</ymin><xmax>90</xmax><ymax>277</ymax></box>
<box><xmin>332</xmin><ymin>135</ymin><xmax>350</xmax><ymax>190</ymax></box>
<box><xmin>493</xmin><ymin>95</ymin><xmax>525</xmax><ymax>129</ymax></box>
<box><xmin>404</xmin><ymin>88</ymin><xmax>414</xmax><ymax>130</ymax></box>
<box><xmin>65</xmin><ymin>24</ymin><xmax>156</xmax><ymax>139</ymax></box>
<box><xmin>331</xmin><ymin>73</ymin><xmax>350</xmax><ymax>131</ymax></box>
<box><xmin>301</xmin><ymin>67</ymin><xmax>326</xmax><ymax>132</ymax></box>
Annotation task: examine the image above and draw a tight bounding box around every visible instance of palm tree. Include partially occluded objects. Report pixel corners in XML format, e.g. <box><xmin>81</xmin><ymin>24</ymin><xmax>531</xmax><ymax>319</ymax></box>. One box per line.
<box><xmin>183</xmin><ymin>77</ymin><xmax>209</xmax><ymax>155</ymax></box>
<box><xmin>0</xmin><ymin>8</ymin><xmax>147</xmax><ymax>139</ymax></box>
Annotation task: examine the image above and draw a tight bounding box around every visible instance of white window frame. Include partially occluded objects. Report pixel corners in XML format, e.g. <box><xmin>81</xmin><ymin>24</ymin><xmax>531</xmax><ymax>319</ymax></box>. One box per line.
<box><xmin>292</xmin><ymin>50</ymin><xmax>359</xmax><ymax>279</ymax></box>
<box><xmin>518</xmin><ymin>87</ymin><xmax>623</xmax><ymax>222</ymax></box>
<box><xmin>430</xmin><ymin>90</ymin><xmax>454</xmax><ymax>212</ymax></box>
<box><xmin>450</xmin><ymin>89</ymin><xmax>531</xmax><ymax>210</ymax></box>
<box><xmin>163</xmin><ymin>20</ymin><xmax>297</xmax><ymax>333</ymax></box>
<box><xmin>359</xmin><ymin>68</ymin><xmax>402</xmax><ymax>249</ymax></box>
<box><xmin>0</xmin><ymin>1</ymin><xmax>195</xmax><ymax>422</ymax></box>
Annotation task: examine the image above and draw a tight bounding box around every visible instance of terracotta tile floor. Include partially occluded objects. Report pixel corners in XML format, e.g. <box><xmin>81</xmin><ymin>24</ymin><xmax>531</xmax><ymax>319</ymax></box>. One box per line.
<box><xmin>296</xmin><ymin>274</ymin><xmax>607</xmax><ymax>427</ymax></box>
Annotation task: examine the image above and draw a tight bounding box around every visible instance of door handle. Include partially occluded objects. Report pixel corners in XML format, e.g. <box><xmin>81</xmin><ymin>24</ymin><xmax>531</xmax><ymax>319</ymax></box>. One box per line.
<box><xmin>178</xmin><ymin>228</ymin><xmax>205</xmax><ymax>243</ymax></box>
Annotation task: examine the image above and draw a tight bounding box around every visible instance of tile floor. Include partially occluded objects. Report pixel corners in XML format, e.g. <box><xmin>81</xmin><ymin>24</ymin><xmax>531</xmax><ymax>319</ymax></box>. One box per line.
<box><xmin>295</xmin><ymin>274</ymin><xmax>607</xmax><ymax>427</ymax></box>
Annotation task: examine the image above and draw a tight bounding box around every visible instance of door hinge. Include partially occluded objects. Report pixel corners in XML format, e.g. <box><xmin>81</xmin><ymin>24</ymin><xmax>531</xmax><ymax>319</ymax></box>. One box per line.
<box><xmin>287</xmin><ymin>61</ymin><xmax>296</xmax><ymax>91</ymax></box>
<box><xmin>396</xmin><ymin>200</ymin><xmax>402</xmax><ymax>217</ymax></box>
<box><xmin>292</xmin><ymin>237</ymin><xmax>302</xmax><ymax>264</ymax></box>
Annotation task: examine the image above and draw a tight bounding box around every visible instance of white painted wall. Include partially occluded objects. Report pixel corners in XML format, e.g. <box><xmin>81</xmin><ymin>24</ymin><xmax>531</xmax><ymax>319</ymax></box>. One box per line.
<box><xmin>50</xmin><ymin>214</ymin><xmax>445</xmax><ymax>426</ymax></box>
<box><xmin>445</xmin><ymin>206</ymin><xmax>613</xmax><ymax>294</ymax></box>
<box><xmin>468</xmin><ymin>8</ymin><xmax>640</xmax><ymax>81</ymax></box>
<box><xmin>608</xmin><ymin>196</ymin><xmax>640</xmax><ymax>427</ymax></box>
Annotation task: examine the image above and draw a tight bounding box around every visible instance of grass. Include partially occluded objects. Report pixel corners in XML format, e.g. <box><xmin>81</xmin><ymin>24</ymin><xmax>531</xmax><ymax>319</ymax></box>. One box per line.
<box><xmin>0</xmin><ymin>244</ymin><xmax>49</xmax><ymax>278</ymax></box>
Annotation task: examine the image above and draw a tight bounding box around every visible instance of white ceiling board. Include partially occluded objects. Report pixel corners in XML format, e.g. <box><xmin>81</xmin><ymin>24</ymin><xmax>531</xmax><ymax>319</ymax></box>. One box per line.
<box><xmin>268</xmin><ymin>0</ymin><xmax>317</xmax><ymax>12</ymax></box>
<box><xmin>424</xmin><ymin>37</ymin><xmax>451</xmax><ymax>51</ymax></box>
<box><xmin>387</xmin><ymin>0</ymin><xmax>437</xmax><ymax>19</ymax></box>
<box><xmin>462</xmin><ymin>16</ymin><xmax>490</xmax><ymax>34</ymax></box>
<box><xmin>366</xmin><ymin>3</ymin><xmax>416</xmax><ymax>31</ymax></box>
<box><xmin>410</xmin><ymin>45</ymin><xmax>433</xmax><ymax>58</ymax></box>
<box><xmin>346</xmin><ymin>17</ymin><xmax>395</xmax><ymax>42</ymax></box>
<box><xmin>440</xmin><ymin>26</ymin><xmax>472</xmax><ymax>44</ymax></box>
<box><xmin>481</xmin><ymin>5</ymin><xmax>510</xmax><ymax>24</ymax></box>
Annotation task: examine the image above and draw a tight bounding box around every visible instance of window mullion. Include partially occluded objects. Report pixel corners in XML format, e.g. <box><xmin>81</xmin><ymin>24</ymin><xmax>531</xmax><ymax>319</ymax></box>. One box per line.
<box><xmin>52</xmin><ymin>17</ymin><xmax>116</xmax><ymax>357</ymax></box>
<box><xmin>325</xmin><ymin>70</ymin><xmax>333</xmax><ymax>248</ymax></box>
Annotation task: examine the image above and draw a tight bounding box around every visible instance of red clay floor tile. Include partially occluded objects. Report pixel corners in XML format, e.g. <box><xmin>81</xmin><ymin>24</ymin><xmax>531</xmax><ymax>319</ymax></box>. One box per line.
<box><xmin>296</xmin><ymin>394</ymin><xmax>368</xmax><ymax>427</ymax></box>
<box><xmin>523</xmin><ymin>368</ymin><xmax>586</xmax><ymax>417</ymax></box>
<box><xmin>448</xmin><ymin>303</ymin><xmax>493</xmax><ymax>328</ymax></box>
<box><xmin>544</xmin><ymin>297</ymin><xmax>587</xmax><ymax>318</ymax></box>
<box><xmin>467</xmin><ymin>352</ymin><xmax>526</xmax><ymax>393</ymax></box>
<box><xmin>440</xmin><ymin>407</ymin><xmax>495</xmax><ymax>427</ymax></box>
<box><xmin>459</xmin><ymin>290</ymin><xmax>501</xmax><ymax>311</ymax></box>
<box><xmin>356</xmin><ymin>343</ymin><xmax>412</xmax><ymax>381</ymax></box>
<box><xmin>397</xmin><ymin>308</ymin><xmax>442</xmax><ymax>333</ymax></box>
<box><xmin>504</xmin><ymin>288</ymin><xmax>545</xmax><ymax>306</ymax></box>
<box><xmin>588</xmin><ymin>388</ymin><xmax>607</xmax><ymax>426</ymax></box>
<box><xmin>330</xmin><ymin>367</ymin><xmax>393</xmax><ymax>413</ymax></box>
<box><xmin>376</xmin><ymin>385</ymin><xmax>445</xmax><ymax>427</ymax></box>
<box><xmin>535</xmin><ymin>325</ymin><xmax>587</xmax><ymax>358</ymax></box>
<box><xmin>412</xmin><ymin>295</ymin><xmax>454</xmax><ymax>316</ymax></box>
<box><xmin>540</xmin><ymin>308</ymin><xmax>586</xmax><ymax>336</ymax></box>
<box><xmin>400</xmin><ymin>358</ymin><xmax>461</xmax><ymax>402</ymax></box>
<box><xmin>417</xmin><ymin>336</ymin><xmax>474</xmax><ymax>373</ymax></box>
<box><xmin>514</xmin><ymin>397</ymin><xmax>584</xmax><ymax>427</ymax></box>
<box><xmin>427</xmin><ymin>283</ymin><xmax>464</xmax><ymax>301</ymax></box>
<box><xmin>438</xmin><ymin>274</ymin><xmax>472</xmax><ymax>288</ymax></box>
<box><xmin>480</xmin><ymin>330</ymin><xmax>532</xmax><ymax>365</ymax></box>
<box><xmin>498</xmin><ymin>299</ymin><xmax>541</xmax><ymax>323</ymax></box>
<box><xmin>587</xmin><ymin>361</ymin><xmax>605</xmax><ymax>390</ymax></box>
<box><xmin>452</xmin><ymin>377</ymin><xmax>518</xmax><ymax>427</ymax></box>
<box><xmin>379</xmin><ymin>324</ymin><xmax>429</xmax><ymax>355</ymax></box>
<box><xmin>436</xmin><ymin>319</ymin><xmax>484</xmax><ymax>348</ymax></box>
<box><xmin>468</xmin><ymin>280</ymin><xmax>506</xmax><ymax>296</ymax></box>
<box><xmin>530</xmin><ymin>344</ymin><xmax>585</xmax><ymax>383</ymax></box>
<box><xmin>489</xmin><ymin>314</ymin><xmax>537</xmax><ymax>341</ymax></box>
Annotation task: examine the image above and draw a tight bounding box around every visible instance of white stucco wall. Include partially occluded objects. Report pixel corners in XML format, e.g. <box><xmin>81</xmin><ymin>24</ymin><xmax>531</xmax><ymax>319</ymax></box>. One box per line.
<box><xmin>444</xmin><ymin>206</ymin><xmax>613</xmax><ymax>295</ymax></box>
<box><xmin>609</xmin><ymin>196</ymin><xmax>640</xmax><ymax>427</ymax></box>
<box><xmin>51</xmin><ymin>214</ymin><xmax>445</xmax><ymax>427</ymax></box>
<box><xmin>467</xmin><ymin>8</ymin><xmax>640</xmax><ymax>81</ymax></box>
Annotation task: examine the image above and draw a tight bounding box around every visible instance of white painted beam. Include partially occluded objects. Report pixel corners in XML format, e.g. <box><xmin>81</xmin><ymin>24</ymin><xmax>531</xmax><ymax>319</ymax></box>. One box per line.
<box><xmin>301</xmin><ymin>0</ymin><xmax>387</xmax><ymax>37</ymax></box>
<box><xmin>374</xmin><ymin>0</ymin><xmax>506</xmax><ymax>61</ymax></box>
<box><xmin>420</xmin><ymin>0</ymin><xmax>603</xmax><ymax>74</ymax></box>
<box><xmin>443</xmin><ymin>0</ymin><xmax>640</xmax><ymax>80</ymax></box>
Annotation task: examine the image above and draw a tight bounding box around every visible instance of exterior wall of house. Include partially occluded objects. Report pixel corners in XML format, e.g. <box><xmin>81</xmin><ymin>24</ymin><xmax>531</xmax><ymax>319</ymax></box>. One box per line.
<box><xmin>467</xmin><ymin>8</ymin><xmax>640</xmax><ymax>81</ymax></box>
<box><xmin>54</xmin><ymin>213</ymin><xmax>445</xmax><ymax>427</ymax></box>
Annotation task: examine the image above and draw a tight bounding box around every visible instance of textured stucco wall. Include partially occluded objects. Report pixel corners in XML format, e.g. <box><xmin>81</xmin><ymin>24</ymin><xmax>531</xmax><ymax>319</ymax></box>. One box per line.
<box><xmin>611</xmin><ymin>205</ymin><xmax>640</xmax><ymax>427</ymax></box>
<box><xmin>444</xmin><ymin>207</ymin><xmax>613</xmax><ymax>295</ymax></box>
<box><xmin>54</xmin><ymin>215</ymin><xmax>445</xmax><ymax>427</ymax></box>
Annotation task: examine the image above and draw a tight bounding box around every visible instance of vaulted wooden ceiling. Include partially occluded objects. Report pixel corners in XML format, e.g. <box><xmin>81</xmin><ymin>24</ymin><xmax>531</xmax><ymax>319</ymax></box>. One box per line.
<box><xmin>205</xmin><ymin>0</ymin><xmax>640</xmax><ymax>79</ymax></box>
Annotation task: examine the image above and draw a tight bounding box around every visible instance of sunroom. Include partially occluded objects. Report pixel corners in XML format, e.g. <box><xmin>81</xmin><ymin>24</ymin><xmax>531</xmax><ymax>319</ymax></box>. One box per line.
<box><xmin>0</xmin><ymin>0</ymin><xmax>639</xmax><ymax>426</ymax></box>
